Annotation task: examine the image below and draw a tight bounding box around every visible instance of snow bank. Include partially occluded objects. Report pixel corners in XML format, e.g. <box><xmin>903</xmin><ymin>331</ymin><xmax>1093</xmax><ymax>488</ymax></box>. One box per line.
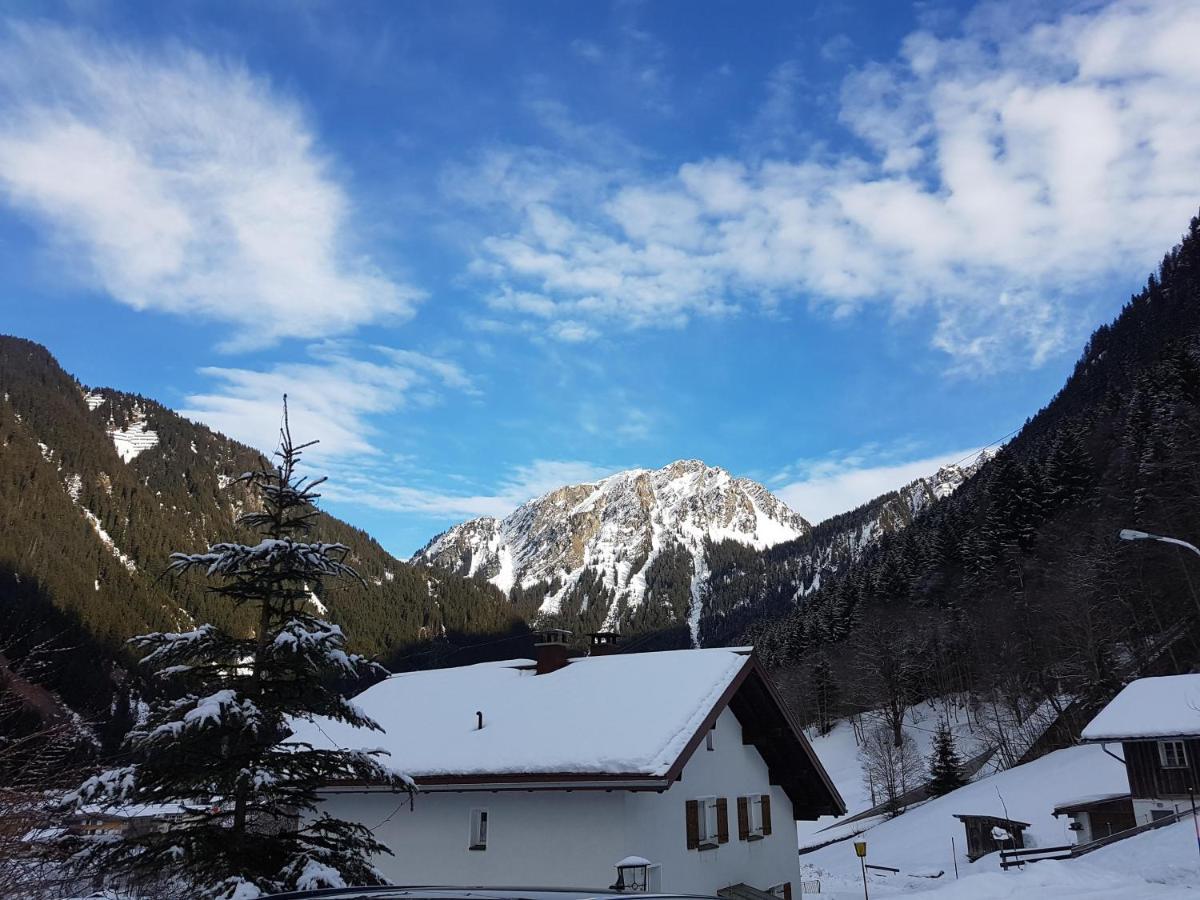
<box><xmin>1081</xmin><ymin>674</ymin><xmax>1200</xmax><ymax>741</ymax></box>
<box><xmin>288</xmin><ymin>647</ymin><xmax>750</xmax><ymax>778</ymax></box>
<box><xmin>901</xmin><ymin>818</ymin><xmax>1200</xmax><ymax>898</ymax></box>
<box><xmin>801</xmin><ymin>745</ymin><xmax>1128</xmax><ymax>893</ymax></box>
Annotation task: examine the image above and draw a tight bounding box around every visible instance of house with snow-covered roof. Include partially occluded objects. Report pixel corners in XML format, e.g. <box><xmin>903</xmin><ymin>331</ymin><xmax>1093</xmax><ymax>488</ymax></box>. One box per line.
<box><xmin>1081</xmin><ymin>674</ymin><xmax>1200</xmax><ymax>827</ymax></box>
<box><xmin>289</xmin><ymin>632</ymin><xmax>845</xmax><ymax>897</ymax></box>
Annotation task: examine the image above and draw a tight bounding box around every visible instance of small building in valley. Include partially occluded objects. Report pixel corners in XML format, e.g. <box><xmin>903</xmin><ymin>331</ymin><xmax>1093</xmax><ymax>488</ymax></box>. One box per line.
<box><xmin>290</xmin><ymin>635</ymin><xmax>845</xmax><ymax>897</ymax></box>
<box><xmin>1051</xmin><ymin>794</ymin><xmax>1136</xmax><ymax>844</ymax></box>
<box><xmin>1081</xmin><ymin>674</ymin><xmax>1200</xmax><ymax>827</ymax></box>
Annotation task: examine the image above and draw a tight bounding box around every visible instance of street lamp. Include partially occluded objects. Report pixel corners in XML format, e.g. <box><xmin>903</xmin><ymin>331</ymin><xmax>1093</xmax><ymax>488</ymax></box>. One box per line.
<box><xmin>1119</xmin><ymin>528</ymin><xmax>1200</xmax><ymax>559</ymax></box>
<box><xmin>611</xmin><ymin>856</ymin><xmax>651</xmax><ymax>892</ymax></box>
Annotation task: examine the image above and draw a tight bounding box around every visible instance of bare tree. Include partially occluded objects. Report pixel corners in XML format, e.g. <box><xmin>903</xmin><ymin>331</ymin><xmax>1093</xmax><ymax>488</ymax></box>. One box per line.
<box><xmin>859</xmin><ymin>723</ymin><xmax>923</xmax><ymax>816</ymax></box>
<box><xmin>0</xmin><ymin>638</ymin><xmax>97</xmax><ymax>899</ymax></box>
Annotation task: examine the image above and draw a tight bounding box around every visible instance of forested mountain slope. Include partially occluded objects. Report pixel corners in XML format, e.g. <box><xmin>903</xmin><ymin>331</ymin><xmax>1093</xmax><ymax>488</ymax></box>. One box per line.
<box><xmin>0</xmin><ymin>337</ymin><xmax>516</xmax><ymax>717</ymax></box>
<box><xmin>746</xmin><ymin>214</ymin><xmax>1200</xmax><ymax>733</ymax></box>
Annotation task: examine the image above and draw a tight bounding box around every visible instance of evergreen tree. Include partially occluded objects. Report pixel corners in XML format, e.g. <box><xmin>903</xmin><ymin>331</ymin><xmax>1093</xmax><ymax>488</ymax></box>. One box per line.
<box><xmin>62</xmin><ymin>403</ymin><xmax>412</xmax><ymax>899</ymax></box>
<box><xmin>927</xmin><ymin>719</ymin><xmax>967</xmax><ymax>797</ymax></box>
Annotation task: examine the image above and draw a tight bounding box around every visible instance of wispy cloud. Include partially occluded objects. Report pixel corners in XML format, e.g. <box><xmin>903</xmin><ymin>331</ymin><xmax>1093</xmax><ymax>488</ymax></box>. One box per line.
<box><xmin>773</xmin><ymin>443</ymin><xmax>985</xmax><ymax>523</ymax></box>
<box><xmin>0</xmin><ymin>23</ymin><xmax>419</xmax><ymax>349</ymax></box>
<box><xmin>325</xmin><ymin>459</ymin><xmax>617</xmax><ymax>525</ymax></box>
<box><xmin>179</xmin><ymin>342</ymin><xmax>475</xmax><ymax>461</ymax></box>
<box><xmin>455</xmin><ymin>0</ymin><xmax>1200</xmax><ymax>372</ymax></box>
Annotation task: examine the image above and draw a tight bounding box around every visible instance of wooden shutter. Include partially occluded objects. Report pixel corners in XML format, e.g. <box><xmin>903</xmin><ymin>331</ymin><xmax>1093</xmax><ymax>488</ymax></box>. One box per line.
<box><xmin>782</xmin><ymin>883</ymin><xmax>792</xmax><ymax>900</ymax></box>
<box><xmin>685</xmin><ymin>800</ymin><xmax>699</xmax><ymax>850</ymax></box>
<box><xmin>716</xmin><ymin>797</ymin><xmax>729</xmax><ymax>844</ymax></box>
<box><xmin>761</xmin><ymin>794</ymin><xmax>772</xmax><ymax>836</ymax></box>
<box><xmin>737</xmin><ymin>796</ymin><xmax>749</xmax><ymax>841</ymax></box>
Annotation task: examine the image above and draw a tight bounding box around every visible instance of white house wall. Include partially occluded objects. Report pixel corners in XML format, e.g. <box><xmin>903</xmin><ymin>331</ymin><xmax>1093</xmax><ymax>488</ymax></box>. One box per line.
<box><xmin>622</xmin><ymin>707</ymin><xmax>800</xmax><ymax>895</ymax></box>
<box><xmin>316</xmin><ymin>707</ymin><xmax>802</xmax><ymax>895</ymax></box>
<box><xmin>318</xmin><ymin>788</ymin><xmax>627</xmax><ymax>888</ymax></box>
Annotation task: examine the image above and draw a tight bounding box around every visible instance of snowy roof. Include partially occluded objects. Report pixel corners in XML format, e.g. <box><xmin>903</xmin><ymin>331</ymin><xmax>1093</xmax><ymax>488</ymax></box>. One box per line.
<box><xmin>1052</xmin><ymin>792</ymin><xmax>1131</xmax><ymax>815</ymax></box>
<box><xmin>1081</xmin><ymin>675</ymin><xmax>1200</xmax><ymax>741</ymax></box>
<box><xmin>289</xmin><ymin>647</ymin><xmax>753</xmax><ymax>780</ymax></box>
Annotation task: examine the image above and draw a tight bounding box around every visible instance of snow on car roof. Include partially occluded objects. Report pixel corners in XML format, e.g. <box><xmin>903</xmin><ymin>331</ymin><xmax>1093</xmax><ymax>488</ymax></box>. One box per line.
<box><xmin>288</xmin><ymin>647</ymin><xmax>752</xmax><ymax>779</ymax></box>
<box><xmin>1081</xmin><ymin>674</ymin><xmax>1200</xmax><ymax>741</ymax></box>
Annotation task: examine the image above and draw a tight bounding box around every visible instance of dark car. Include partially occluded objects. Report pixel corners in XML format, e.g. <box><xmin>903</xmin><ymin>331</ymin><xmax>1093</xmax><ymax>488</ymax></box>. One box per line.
<box><xmin>265</xmin><ymin>888</ymin><xmax>720</xmax><ymax>900</ymax></box>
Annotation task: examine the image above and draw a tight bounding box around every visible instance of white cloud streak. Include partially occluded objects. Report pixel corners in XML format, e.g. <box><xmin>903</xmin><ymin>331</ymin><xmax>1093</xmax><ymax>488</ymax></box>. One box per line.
<box><xmin>0</xmin><ymin>23</ymin><xmax>419</xmax><ymax>348</ymax></box>
<box><xmin>178</xmin><ymin>343</ymin><xmax>474</xmax><ymax>461</ymax></box>
<box><xmin>325</xmin><ymin>459</ymin><xmax>617</xmax><ymax>523</ymax></box>
<box><xmin>458</xmin><ymin>0</ymin><xmax>1200</xmax><ymax>371</ymax></box>
<box><xmin>775</xmin><ymin>446</ymin><xmax>982</xmax><ymax>524</ymax></box>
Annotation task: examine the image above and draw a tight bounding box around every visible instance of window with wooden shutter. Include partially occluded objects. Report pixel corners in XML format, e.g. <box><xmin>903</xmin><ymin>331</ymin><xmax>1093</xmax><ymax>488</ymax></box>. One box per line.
<box><xmin>737</xmin><ymin>797</ymin><xmax>749</xmax><ymax>841</ymax></box>
<box><xmin>716</xmin><ymin>797</ymin><xmax>729</xmax><ymax>844</ymax></box>
<box><xmin>686</xmin><ymin>800</ymin><xmax>699</xmax><ymax>850</ymax></box>
<box><xmin>761</xmin><ymin>794</ymin><xmax>772</xmax><ymax>836</ymax></box>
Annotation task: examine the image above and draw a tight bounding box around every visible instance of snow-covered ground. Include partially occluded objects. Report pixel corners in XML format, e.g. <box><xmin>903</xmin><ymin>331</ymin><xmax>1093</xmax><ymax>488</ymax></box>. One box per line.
<box><xmin>898</xmin><ymin>817</ymin><xmax>1200</xmax><ymax>898</ymax></box>
<box><xmin>798</xmin><ymin>744</ymin><xmax>1142</xmax><ymax>896</ymax></box>
<box><xmin>798</xmin><ymin>696</ymin><xmax>1056</xmax><ymax>847</ymax></box>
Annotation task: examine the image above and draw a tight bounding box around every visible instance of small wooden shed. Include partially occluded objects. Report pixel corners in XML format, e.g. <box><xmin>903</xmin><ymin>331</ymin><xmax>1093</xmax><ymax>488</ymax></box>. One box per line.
<box><xmin>1052</xmin><ymin>794</ymin><xmax>1135</xmax><ymax>844</ymax></box>
<box><xmin>952</xmin><ymin>814</ymin><xmax>1030</xmax><ymax>861</ymax></box>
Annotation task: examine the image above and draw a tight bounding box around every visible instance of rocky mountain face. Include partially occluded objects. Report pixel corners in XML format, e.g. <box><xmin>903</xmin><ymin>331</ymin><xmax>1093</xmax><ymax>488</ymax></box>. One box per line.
<box><xmin>0</xmin><ymin>337</ymin><xmax>515</xmax><ymax>723</ymax></box>
<box><xmin>413</xmin><ymin>456</ymin><xmax>990</xmax><ymax>645</ymax></box>
<box><xmin>413</xmin><ymin>460</ymin><xmax>811</xmax><ymax>642</ymax></box>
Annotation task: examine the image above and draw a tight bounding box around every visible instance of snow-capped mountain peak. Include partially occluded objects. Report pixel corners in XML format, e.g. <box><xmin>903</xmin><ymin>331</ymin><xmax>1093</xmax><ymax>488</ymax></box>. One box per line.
<box><xmin>412</xmin><ymin>459</ymin><xmax>810</xmax><ymax>639</ymax></box>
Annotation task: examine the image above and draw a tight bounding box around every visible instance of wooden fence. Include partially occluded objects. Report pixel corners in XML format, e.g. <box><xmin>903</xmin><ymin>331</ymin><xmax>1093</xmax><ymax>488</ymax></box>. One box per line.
<box><xmin>1000</xmin><ymin>805</ymin><xmax>1192</xmax><ymax>870</ymax></box>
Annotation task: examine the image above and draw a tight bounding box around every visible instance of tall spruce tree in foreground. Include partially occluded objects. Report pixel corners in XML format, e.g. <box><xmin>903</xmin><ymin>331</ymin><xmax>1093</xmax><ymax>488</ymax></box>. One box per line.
<box><xmin>64</xmin><ymin>403</ymin><xmax>411</xmax><ymax>899</ymax></box>
<box><xmin>927</xmin><ymin>719</ymin><xmax>967</xmax><ymax>797</ymax></box>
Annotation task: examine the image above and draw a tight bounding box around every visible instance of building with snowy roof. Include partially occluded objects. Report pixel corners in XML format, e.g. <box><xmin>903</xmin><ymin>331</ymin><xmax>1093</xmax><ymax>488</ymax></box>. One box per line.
<box><xmin>289</xmin><ymin>633</ymin><xmax>845</xmax><ymax>897</ymax></box>
<box><xmin>1081</xmin><ymin>674</ymin><xmax>1200</xmax><ymax>827</ymax></box>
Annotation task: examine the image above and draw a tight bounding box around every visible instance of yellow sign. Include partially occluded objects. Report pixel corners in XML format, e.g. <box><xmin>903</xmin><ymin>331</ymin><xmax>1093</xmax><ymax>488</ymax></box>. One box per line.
<box><xmin>854</xmin><ymin>841</ymin><xmax>867</xmax><ymax>858</ymax></box>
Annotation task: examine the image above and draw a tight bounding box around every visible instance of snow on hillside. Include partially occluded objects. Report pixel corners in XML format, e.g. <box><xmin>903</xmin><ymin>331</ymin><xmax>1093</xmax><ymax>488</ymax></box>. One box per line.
<box><xmin>80</xmin><ymin>507</ymin><xmax>137</xmax><ymax>573</ymax></box>
<box><xmin>799</xmin><ymin>695</ymin><xmax>1061</xmax><ymax>848</ymax></box>
<box><xmin>800</xmin><ymin>744</ymin><xmax>1129</xmax><ymax>896</ymax></box>
<box><xmin>108</xmin><ymin>413</ymin><xmax>158</xmax><ymax>462</ymax></box>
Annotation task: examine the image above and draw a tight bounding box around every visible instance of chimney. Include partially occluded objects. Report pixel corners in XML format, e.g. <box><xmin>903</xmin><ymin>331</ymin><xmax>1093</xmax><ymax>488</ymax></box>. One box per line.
<box><xmin>534</xmin><ymin>629</ymin><xmax>573</xmax><ymax>675</ymax></box>
<box><xmin>589</xmin><ymin>632</ymin><xmax>620</xmax><ymax>657</ymax></box>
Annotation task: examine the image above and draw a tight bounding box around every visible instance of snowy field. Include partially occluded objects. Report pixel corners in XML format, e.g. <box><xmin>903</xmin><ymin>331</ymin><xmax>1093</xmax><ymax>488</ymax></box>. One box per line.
<box><xmin>823</xmin><ymin>817</ymin><xmax>1200</xmax><ymax>898</ymax></box>
<box><xmin>794</xmin><ymin>741</ymin><xmax>1196</xmax><ymax>897</ymax></box>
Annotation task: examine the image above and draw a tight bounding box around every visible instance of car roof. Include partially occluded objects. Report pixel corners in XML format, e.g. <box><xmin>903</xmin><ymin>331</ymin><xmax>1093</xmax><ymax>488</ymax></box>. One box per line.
<box><xmin>265</xmin><ymin>887</ymin><xmax>720</xmax><ymax>900</ymax></box>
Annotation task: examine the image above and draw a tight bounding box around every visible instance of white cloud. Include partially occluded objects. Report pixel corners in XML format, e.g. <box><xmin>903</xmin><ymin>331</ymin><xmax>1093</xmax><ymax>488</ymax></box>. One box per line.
<box><xmin>458</xmin><ymin>0</ymin><xmax>1200</xmax><ymax>371</ymax></box>
<box><xmin>775</xmin><ymin>446</ymin><xmax>983</xmax><ymax>524</ymax></box>
<box><xmin>178</xmin><ymin>343</ymin><xmax>474</xmax><ymax>461</ymax></box>
<box><xmin>0</xmin><ymin>23</ymin><xmax>419</xmax><ymax>348</ymax></box>
<box><xmin>325</xmin><ymin>459</ymin><xmax>616</xmax><ymax>523</ymax></box>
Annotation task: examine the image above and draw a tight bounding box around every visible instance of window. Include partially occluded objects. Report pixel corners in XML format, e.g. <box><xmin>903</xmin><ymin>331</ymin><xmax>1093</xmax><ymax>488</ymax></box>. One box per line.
<box><xmin>686</xmin><ymin>797</ymin><xmax>728</xmax><ymax>850</ymax></box>
<box><xmin>706</xmin><ymin>726</ymin><xmax>715</xmax><ymax>751</ymax></box>
<box><xmin>738</xmin><ymin>794</ymin><xmax>772</xmax><ymax>840</ymax></box>
<box><xmin>697</xmin><ymin>797</ymin><xmax>718</xmax><ymax>847</ymax></box>
<box><xmin>748</xmin><ymin>795</ymin><xmax>764</xmax><ymax>837</ymax></box>
<box><xmin>469</xmin><ymin>808</ymin><xmax>488</xmax><ymax>850</ymax></box>
<box><xmin>1159</xmin><ymin>740</ymin><xmax>1188</xmax><ymax>769</ymax></box>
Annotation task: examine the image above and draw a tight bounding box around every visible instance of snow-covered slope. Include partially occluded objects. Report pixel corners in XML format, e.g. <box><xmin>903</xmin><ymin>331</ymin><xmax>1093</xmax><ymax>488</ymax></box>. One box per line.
<box><xmin>802</xmin><ymin>744</ymin><xmax>1130</xmax><ymax>895</ymax></box>
<box><xmin>413</xmin><ymin>460</ymin><xmax>810</xmax><ymax>637</ymax></box>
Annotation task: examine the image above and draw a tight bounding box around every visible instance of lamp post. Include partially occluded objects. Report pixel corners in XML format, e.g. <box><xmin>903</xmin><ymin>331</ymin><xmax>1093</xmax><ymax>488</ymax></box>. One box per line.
<box><xmin>1122</xmin><ymin>528</ymin><xmax>1200</xmax><ymax>862</ymax></box>
<box><xmin>1119</xmin><ymin>528</ymin><xmax>1200</xmax><ymax>619</ymax></box>
<box><xmin>853</xmin><ymin>841</ymin><xmax>868</xmax><ymax>900</ymax></box>
<box><xmin>1119</xmin><ymin>529</ymin><xmax>1200</xmax><ymax>559</ymax></box>
<box><xmin>611</xmin><ymin>856</ymin><xmax>651</xmax><ymax>892</ymax></box>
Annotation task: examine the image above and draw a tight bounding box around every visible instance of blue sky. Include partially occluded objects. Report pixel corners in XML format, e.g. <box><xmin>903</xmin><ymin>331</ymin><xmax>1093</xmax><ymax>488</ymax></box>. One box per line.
<box><xmin>2</xmin><ymin>0</ymin><xmax>1198</xmax><ymax>556</ymax></box>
